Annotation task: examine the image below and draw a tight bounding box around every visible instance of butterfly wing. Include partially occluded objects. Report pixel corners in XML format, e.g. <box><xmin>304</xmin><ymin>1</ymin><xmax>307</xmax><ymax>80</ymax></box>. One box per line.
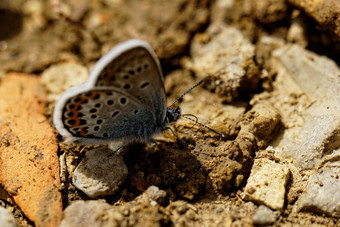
<box><xmin>53</xmin><ymin>40</ymin><xmax>167</xmax><ymax>144</ymax></box>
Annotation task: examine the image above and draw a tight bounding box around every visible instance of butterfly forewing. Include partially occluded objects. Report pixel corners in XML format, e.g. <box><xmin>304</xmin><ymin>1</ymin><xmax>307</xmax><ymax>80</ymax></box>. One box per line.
<box><xmin>92</xmin><ymin>45</ymin><xmax>166</xmax><ymax>125</ymax></box>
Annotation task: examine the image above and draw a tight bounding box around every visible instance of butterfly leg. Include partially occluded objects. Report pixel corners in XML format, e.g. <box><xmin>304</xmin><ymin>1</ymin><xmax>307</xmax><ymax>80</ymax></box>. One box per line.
<box><xmin>164</xmin><ymin>126</ymin><xmax>186</xmax><ymax>147</ymax></box>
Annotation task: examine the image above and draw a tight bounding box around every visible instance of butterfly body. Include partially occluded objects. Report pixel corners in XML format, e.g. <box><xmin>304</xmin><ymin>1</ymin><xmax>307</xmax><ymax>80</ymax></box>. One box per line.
<box><xmin>54</xmin><ymin>39</ymin><xmax>174</xmax><ymax>144</ymax></box>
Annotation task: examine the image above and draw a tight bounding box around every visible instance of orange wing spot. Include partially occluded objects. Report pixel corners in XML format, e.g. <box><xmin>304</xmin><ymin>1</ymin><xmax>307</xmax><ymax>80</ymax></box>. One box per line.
<box><xmin>72</xmin><ymin>118</ymin><xmax>81</xmax><ymax>127</ymax></box>
<box><xmin>78</xmin><ymin>128</ymin><xmax>87</xmax><ymax>136</ymax></box>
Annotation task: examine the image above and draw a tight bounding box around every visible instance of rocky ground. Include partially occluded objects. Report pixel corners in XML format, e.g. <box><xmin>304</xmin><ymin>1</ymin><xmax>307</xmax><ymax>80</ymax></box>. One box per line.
<box><xmin>0</xmin><ymin>0</ymin><xmax>339</xmax><ymax>226</ymax></box>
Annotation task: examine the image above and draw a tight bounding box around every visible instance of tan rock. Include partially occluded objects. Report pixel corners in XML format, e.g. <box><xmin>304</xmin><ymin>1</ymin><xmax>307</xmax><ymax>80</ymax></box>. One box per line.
<box><xmin>0</xmin><ymin>73</ymin><xmax>62</xmax><ymax>226</ymax></box>
<box><xmin>243</xmin><ymin>158</ymin><xmax>290</xmax><ymax>210</ymax></box>
<box><xmin>287</xmin><ymin>0</ymin><xmax>340</xmax><ymax>41</ymax></box>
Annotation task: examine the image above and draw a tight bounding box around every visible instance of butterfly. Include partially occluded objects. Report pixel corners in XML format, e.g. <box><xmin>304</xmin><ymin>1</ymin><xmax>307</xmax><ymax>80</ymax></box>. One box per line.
<box><xmin>53</xmin><ymin>39</ymin><xmax>224</xmax><ymax>146</ymax></box>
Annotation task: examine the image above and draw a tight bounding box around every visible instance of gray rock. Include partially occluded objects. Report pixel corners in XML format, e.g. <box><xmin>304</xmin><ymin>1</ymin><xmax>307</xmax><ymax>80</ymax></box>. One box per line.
<box><xmin>271</xmin><ymin>44</ymin><xmax>340</xmax><ymax>170</ymax></box>
<box><xmin>72</xmin><ymin>148</ymin><xmax>128</xmax><ymax>198</ymax></box>
<box><xmin>253</xmin><ymin>205</ymin><xmax>279</xmax><ymax>225</ymax></box>
<box><xmin>185</xmin><ymin>22</ymin><xmax>259</xmax><ymax>102</ymax></box>
<box><xmin>297</xmin><ymin>159</ymin><xmax>340</xmax><ymax>218</ymax></box>
<box><xmin>59</xmin><ymin>200</ymin><xmax>112</xmax><ymax>227</ymax></box>
<box><xmin>0</xmin><ymin>207</ymin><xmax>16</xmax><ymax>227</ymax></box>
<box><xmin>243</xmin><ymin>158</ymin><xmax>290</xmax><ymax>210</ymax></box>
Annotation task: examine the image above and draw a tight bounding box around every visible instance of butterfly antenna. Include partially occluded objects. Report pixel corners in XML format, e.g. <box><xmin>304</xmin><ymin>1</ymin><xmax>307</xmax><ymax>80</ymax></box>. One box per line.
<box><xmin>180</xmin><ymin>113</ymin><xmax>226</xmax><ymax>138</ymax></box>
<box><xmin>169</xmin><ymin>76</ymin><xmax>208</xmax><ymax>109</ymax></box>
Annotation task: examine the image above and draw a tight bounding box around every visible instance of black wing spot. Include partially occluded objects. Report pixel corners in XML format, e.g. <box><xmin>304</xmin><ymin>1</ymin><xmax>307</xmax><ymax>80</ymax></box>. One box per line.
<box><xmin>133</xmin><ymin>109</ymin><xmax>139</xmax><ymax>114</ymax></box>
<box><xmin>67</xmin><ymin>119</ymin><xmax>75</xmax><ymax>125</ymax></box>
<box><xmin>97</xmin><ymin>119</ymin><xmax>103</xmax><ymax>124</ymax></box>
<box><xmin>67</xmin><ymin>112</ymin><xmax>74</xmax><ymax>117</ymax></box>
<box><xmin>82</xmin><ymin>99</ymin><xmax>89</xmax><ymax>104</ymax></box>
<box><xmin>94</xmin><ymin>126</ymin><xmax>100</xmax><ymax>131</ymax></box>
<box><xmin>136</xmin><ymin>66</ymin><xmax>142</xmax><ymax>73</ymax></box>
<box><xmin>107</xmin><ymin>100</ymin><xmax>114</xmax><ymax>105</ymax></box>
<box><xmin>112</xmin><ymin>111</ymin><xmax>120</xmax><ymax>118</ymax></box>
<box><xmin>123</xmin><ymin>75</ymin><xmax>129</xmax><ymax>79</ymax></box>
<box><xmin>123</xmin><ymin>84</ymin><xmax>131</xmax><ymax>89</ymax></box>
<box><xmin>77</xmin><ymin>105</ymin><xmax>82</xmax><ymax>111</ymax></box>
<box><xmin>94</xmin><ymin>103</ymin><xmax>101</xmax><ymax>108</ymax></box>
<box><xmin>90</xmin><ymin>108</ymin><xmax>97</xmax><ymax>113</ymax></box>
<box><xmin>91</xmin><ymin>114</ymin><xmax>97</xmax><ymax>118</ymax></box>
<box><xmin>140</xmin><ymin>82</ymin><xmax>150</xmax><ymax>88</ymax></box>
<box><xmin>120</xmin><ymin>97</ymin><xmax>127</xmax><ymax>104</ymax></box>
<box><xmin>79</xmin><ymin>119</ymin><xmax>87</xmax><ymax>125</ymax></box>
<box><xmin>103</xmin><ymin>133</ymin><xmax>108</xmax><ymax>137</ymax></box>
<box><xmin>77</xmin><ymin>113</ymin><xmax>84</xmax><ymax>117</ymax></box>
<box><xmin>128</xmin><ymin>70</ymin><xmax>135</xmax><ymax>76</ymax></box>
<box><xmin>107</xmin><ymin>91</ymin><xmax>114</xmax><ymax>96</ymax></box>
<box><xmin>123</xmin><ymin>119</ymin><xmax>127</xmax><ymax>123</ymax></box>
<box><xmin>74</xmin><ymin>97</ymin><xmax>81</xmax><ymax>102</ymax></box>
<box><xmin>144</xmin><ymin>64</ymin><xmax>149</xmax><ymax>69</ymax></box>
<box><xmin>93</xmin><ymin>94</ymin><xmax>101</xmax><ymax>100</ymax></box>
<box><xmin>68</xmin><ymin>104</ymin><xmax>75</xmax><ymax>109</ymax></box>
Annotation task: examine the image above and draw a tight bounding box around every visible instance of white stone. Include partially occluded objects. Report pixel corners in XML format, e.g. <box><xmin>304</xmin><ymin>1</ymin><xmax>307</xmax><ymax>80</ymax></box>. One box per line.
<box><xmin>0</xmin><ymin>207</ymin><xmax>16</xmax><ymax>227</ymax></box>
<box><xmin>253</xmin><ymin>205</ymin><xmax>279</xmax><ymax>225</ymax></box>
<box><xmin>271</xmin><ymin>44</ymin><xmax>340</xmax><ymax>169</ymax></box>
<box><xmin>297</xmin><ymin>157</ymin><xmax>340</xmax><ymax>218</ymax></box>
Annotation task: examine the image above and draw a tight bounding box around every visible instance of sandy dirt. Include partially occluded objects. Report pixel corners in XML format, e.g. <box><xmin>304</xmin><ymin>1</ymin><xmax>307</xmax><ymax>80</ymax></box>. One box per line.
<box><xmin>0</xmin><ymin>0</ymin><xmax>339</xmax><ymax>226</ymax></box>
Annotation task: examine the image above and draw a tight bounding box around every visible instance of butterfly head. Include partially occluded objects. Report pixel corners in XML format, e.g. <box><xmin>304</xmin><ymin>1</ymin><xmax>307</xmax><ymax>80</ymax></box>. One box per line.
<box><xmin>166</xmin><ymin>107</ymin><xmax>181</xmax><ymax>124</ymax></box>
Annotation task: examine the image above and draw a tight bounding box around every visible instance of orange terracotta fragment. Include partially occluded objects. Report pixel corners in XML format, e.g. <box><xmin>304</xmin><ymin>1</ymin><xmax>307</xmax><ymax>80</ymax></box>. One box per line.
<box><xmin>0</xmin><ymin>73</ymin><xmax>62</xmax><ymax>227</ymax></box>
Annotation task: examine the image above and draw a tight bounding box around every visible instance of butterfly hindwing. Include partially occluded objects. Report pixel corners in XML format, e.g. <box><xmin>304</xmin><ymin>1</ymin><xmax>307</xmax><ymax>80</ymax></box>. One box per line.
<box><xmin>61</xmin><ymin>88</ymin><xmax>159</xmax><ymax>143</ymax></box>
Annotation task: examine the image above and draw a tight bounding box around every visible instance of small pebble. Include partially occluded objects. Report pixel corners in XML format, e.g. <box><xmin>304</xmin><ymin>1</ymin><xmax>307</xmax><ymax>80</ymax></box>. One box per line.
<box><xmin>216</xmin><ymin>207</ymin><xmax>224</xmax><ymax>213</ymax></box>
<box><xmin>59</xmin><ymin>200</ymin><xmax>112</xmax><ymax>227</ymax></box>
<box><xmin>145</xmin><ymin>185</ymin><xmax>167</xmax><ymax>205</ymax></box>
<box><xmin>0</xmin><ymin>207</ymin><xmax>17</xmax><ymax>227</ymax></box>
<box><xmin>253</xmin><ymin>205</ymin><xmax>278</xmax><ymax>225</ymax></box>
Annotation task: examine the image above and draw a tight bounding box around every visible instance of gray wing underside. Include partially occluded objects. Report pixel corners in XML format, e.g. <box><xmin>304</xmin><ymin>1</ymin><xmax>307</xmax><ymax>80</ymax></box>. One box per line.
<box><xmin>93</xmin><ymin>45</ymin><xmax>167</xmax><ymax>125</ymax></box>
<box><xmin>62</xmin><ymin>88</ymin><xmax>161</xmax><ymax>142</ymax></box>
